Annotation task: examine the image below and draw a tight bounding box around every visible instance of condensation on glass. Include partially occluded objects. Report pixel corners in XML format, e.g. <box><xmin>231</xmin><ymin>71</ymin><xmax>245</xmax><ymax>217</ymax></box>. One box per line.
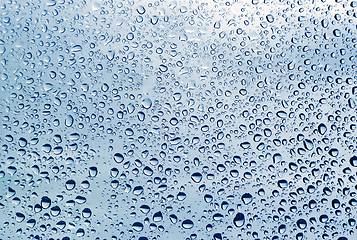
<box><xmin>0</xmin><ymin>0</ymin><xmax>356</xmax><ymax>240</ymax></box>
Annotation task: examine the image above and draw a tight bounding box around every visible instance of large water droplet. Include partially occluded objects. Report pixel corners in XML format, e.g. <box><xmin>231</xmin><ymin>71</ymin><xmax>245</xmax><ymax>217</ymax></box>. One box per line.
<box><xmin>114</xmin><ymin>153</ymin><xmax>124</xmax><ymax>163</ymax></box>
<box><xmin>191</xmin><ymin>172</ymin><xmax>202</xmax><ymax>183</ymax></box>
<box><xmin>241</xmin><ymin>193</ymin><xmax>252</xmax><ymax>204</ymax></box>
<box><xmin>350</xmin><ymin>156</ymin><xmax>357</xmax><ymax>167</ymax></box>
<box><xmin>296</xmin><ymin>219</ymin><xmax>307</xmax><ymax>229</ymax></box>
<box><xmin>233</xmin><ymin>213</ymin><xmax>245</xmax><ymax>227</ymax></box>
<box><xmin>182</xmin><ymin>219</ymin><xmax>194</xmax><ymax>229</ymax></box>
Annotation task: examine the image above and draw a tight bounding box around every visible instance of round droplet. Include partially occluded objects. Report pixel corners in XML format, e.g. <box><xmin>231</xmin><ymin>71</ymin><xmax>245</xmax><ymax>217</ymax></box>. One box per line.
<box><xmin>278</xmin><ymin>180</ymin><xmax>288</xmax><ymax>188</ymax></box>
<box><xmin>82</xmin><ymin>208</ymin><xmax>92</xmax><ymax>218</ymax></box>
<box><xmin>65</xmin><ymin>115</ymin><xmax>74</xmax><ymax>127</ymax></box>
<box><xmin>328</xmin><ymin>148</ymin><xmax>339</xmax><ymax>157</ymax></box>
<box><xmin>133</xmin><ymin>186</ymin><xmax>144</xmax><ymax>195</ymax></box>
<box><xmin>170</xmin><ymin>117</ymin><xmax>178</xmax><ymax>125</ymax></box>
<box><xmin>182</xmin><ymin>219</ymin><xmax>194</xmax><ymax>229</ymax></box>
<box><xmin>75</xmin><ymin>196</ymin><xmax>87</xmax><ymax>204</ymax></box>
<box><xmin>191</xmin><ymin>172</ymin><xmax>202</xmax><ymax>183</ymax></box>
<box><xmin>230</xmin><ymin>170</ymin><xmax>239</xmax><ymax>178</ymax></box>
<box><xmin>15</xmin><ymin>212</ymin><xmax>25</xmax><ymax>222</ymax></box>
<box><xmin>65</xmin><ymin>180</ymin><xmax>76</xmax><ymax>190</ymax></box>
<box><xmin>81</xmin><ymin>180</ymin><xmax>90</xmax><ymax>189</ymax></box>
<box><xmin>276</xmin><ymin>111</ymin><xmax>287</xmax><ymax>118</ymax></box>
<box><xmin>296</xmin><ymin>219</ymin><xmax>307</xmax><ymax>229</ymax></box>
<box><xmin>241</xmin><ymin>193</ymin><xmax>253</xmax><ymax>204</ymax></box>
<box><xmin>132</xmin><ymin>222</ymin><xmax>144</xmax><ymax>232</ymax></box>
<box><xmin>278</xmin><ymin>224</ymin><xmax>286</xmax><ymax>234</ymax></box>
<box><xmin>213</xmin><ymin>213</ymin><xmax>224</xmax><ymax>221</ymax></box>
<box><xmin>204</xmin><ymin>194</ymin><xmax>213</xmax><ymax>203</ymax></box>
<box><xmin>266</xmin><ymin>14</ymin><xmax>274</xmax><ymax>23</ymax></box>
<box><xmin>114</xmin><ymin>153</ymin><xmax>124</xmax><ymax>163</ymax></box>
<box><xmin>143</xmin><ymin>166</ymin><xmax>153</xmax><ymax>176</ymax></box>
<box><xmin>137</xmin><ymin>5</ymin><xmax>146</xmax><ymax>14</ymax></box>
<box><xmin>177</xmin><ymin>192</ymin><xmax>186</xmax><ymax>201</ymax></box>
<box><xmin>41</xmin><ymin>196</ymin><xmax>51</xmax><ymax>209</ymax></box>
<box><xmin>233</xmin><ymin>212</ymin><xmax>245</xmax><ymax>227</ymax></box>
<box><xmin>89</xmin><ymin>167</ymin><xmax>97</xmax><ymax>177</ymax></box>
<box><xmin>318</xmin><ymin>123</ymin><xmax>327</xmax><ymax>135</ymax></box>
<box><xmin>42</xmin><ymin>144</ymin><xmax>52</xmax><ymax>153</ymax></box>
<box><xmin>125</xmin><ymin>128</ymin><xmax>134</xmax><ymax>136</ymax></box>
<box><xmin>350</xmin><ymin>156</ymin><xmax>357</xmax><ymax>167</ymax></box>
<box><xmin>110</xmin><ymin>168</ymin><xmax>119</xmax><ymax>177</ymax></box>
<box><xmin>153</xmin><ymin>211</ymin><xmax>163</xmax><ymax>222</ymax></box>
<box><xmin>56</xmin><ymin>221</ymin><xmax>66</xmax><ymax>230</ymax></box>
<box><xmin>18</xmin><ymin>137</ymin><xmax>27</xmax><ymax>147</ymax></box>
<box><xmin>332</xmin><ymin>199</ymin><xmax>340</xmax><ymax>209</ymax></box>
<box><xmin>76</xmin><ymin>228</ymin><xmax>85</xmax><ymax>237</ymax></box>
<box><xmin>140</xmin><ymin>205</ymin><xmax>150</xmax><ymax>214</ymax></box>
<box><xmin>319</xmin><ymin>214</ymin><xmax>328</xmax><ymax>223</ymax></box>
<box><xmin>26</xmin><ymin>219</ymin><xmax>36</xmax><ymax>228</ymax></box>
<box><xmin>50</xmin><ymin>206</ymin><xmax>61</xmax><ymax>216</ymax></box>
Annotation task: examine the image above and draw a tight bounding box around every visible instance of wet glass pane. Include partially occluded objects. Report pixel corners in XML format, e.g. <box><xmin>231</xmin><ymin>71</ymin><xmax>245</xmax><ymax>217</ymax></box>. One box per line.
<box><xmin>0</xmin><ymin>0</ymin><xmax>357</xmax><ymax>239</ymax></box>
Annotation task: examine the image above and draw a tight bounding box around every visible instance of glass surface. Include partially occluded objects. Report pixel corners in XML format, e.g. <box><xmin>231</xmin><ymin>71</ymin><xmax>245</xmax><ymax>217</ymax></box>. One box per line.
<box><xmin>0</xmin><ymin>0</ymin><xmax>357</xmax><ymax>239</ymax></box>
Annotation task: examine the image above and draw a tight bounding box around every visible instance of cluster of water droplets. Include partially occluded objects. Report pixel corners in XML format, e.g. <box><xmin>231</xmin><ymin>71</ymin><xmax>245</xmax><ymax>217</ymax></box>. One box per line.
<box><xmin>1</xmin><ymin>0</ymin><xmax>357</xmax><ymax>239</ymax></box>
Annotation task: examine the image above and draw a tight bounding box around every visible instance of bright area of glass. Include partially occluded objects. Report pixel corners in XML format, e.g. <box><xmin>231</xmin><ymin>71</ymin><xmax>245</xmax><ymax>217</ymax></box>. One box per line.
<box><xmin>0</xmin><ymin>0</ymin><xmax>357</xmax><ymax>239</ymax></box>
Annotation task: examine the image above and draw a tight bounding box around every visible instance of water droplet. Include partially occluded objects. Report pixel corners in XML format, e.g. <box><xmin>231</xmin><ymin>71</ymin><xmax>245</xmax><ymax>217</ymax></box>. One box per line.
<box><xmin>50</xmin><ymin>206</ymin><xmax>61</xmax><ymax>216</ymax></box>
<box><xmin>142</xmin><ymin>98</ymin><xmax>152</xmax><ymax>109</ymax></box>
<box><xmin>153</xmin><ymin>211</ymin><xmax>163</xmax><ymax>222</ymax></box>
<box><xmin>65</xmin><ymin>180</ymin><xmax>76</xmax><ymax>190</ymax></box>
<box><xmin>82</xmin><ymin>208</ymin><xmax>92</xmax><ymax>218</ymax></box>
<box><xmin>241</xmin><ymin>193</ymin><xmax>253</xmax><ymax>204</ymax></box>
<box><xmin>191</xmin><ymin>172</ymin><xmax>202</xmax><ymax>183</ymax></box>
<box><xmin>132</xmin><ymin>222</ymin><xmax>144</xmax><ymax>231</ymax></box>
<box><xmin>15</xmin><ymin>212</ymin><xmax>25</xmax><ymax>223</ymax></box>
<box><xmin>89</xmin><ymin>167</ymin><xmax>98</xmax><ymax>177</ymax></box>
<box><xmin>41</xmin><ymin>196</ymin><xmax>51</xmax><ymax>209</ymax></box>
<box><xmin>182</xmin><ymin>219</ymin><xmax>194</xmax><ymax>229</ymax></box>
<box><xmin>350</xmin><ymin>156</ymin><xmax>357</xmax><ymax>167</ymax></box>
<box><xmin>65</xmin><ymin>115</ymin><xmax>74</xmax><ymax>127</ymax></box>
<box><xmin>72</xmin><ymin>45</ymin><xmax>82</xmax><ymax>52</ymax></box>
<box><xmin>296</xmin><ymin>219</ymin><xmax>307</xmax><ymax>229</ymax></box>
<box><xmin>278</xmin><ymin>180</ymin><xmax>288</xmax><ymax>188</ymax></box>
<box><xmin>114</xmin><ymin>153</ymin><xmax>124</xmax><ymax>163</ymax></box>
<box><xmin>233</xmin><ymin>213</ymin><xmax>245</xmax><ymax>227</ymax></box>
